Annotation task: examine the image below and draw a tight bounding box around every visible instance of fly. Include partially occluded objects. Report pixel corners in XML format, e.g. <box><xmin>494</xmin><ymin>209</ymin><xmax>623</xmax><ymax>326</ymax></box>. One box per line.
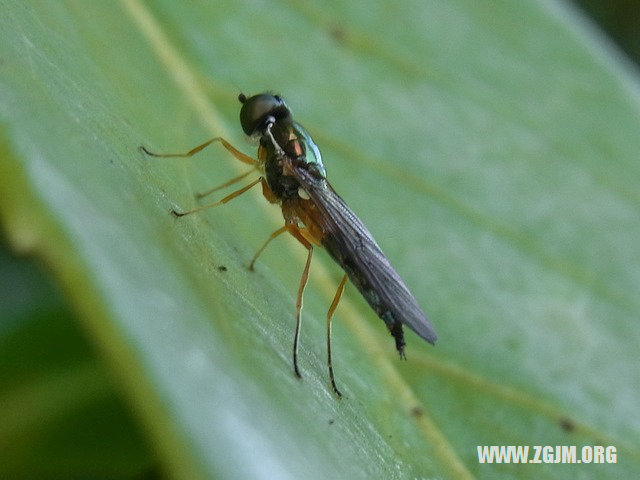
<box><xmin>141</xmin><ymin>93</ymin><xmax>437</xmax><ymax>396</ymax></box>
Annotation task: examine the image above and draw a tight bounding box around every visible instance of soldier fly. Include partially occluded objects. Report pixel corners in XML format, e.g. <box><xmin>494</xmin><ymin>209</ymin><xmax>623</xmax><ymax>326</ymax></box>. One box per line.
<box><xmin>141</xmin><ymin>93</ymin><xmax>437</xmax><ymax>396</ymax></box>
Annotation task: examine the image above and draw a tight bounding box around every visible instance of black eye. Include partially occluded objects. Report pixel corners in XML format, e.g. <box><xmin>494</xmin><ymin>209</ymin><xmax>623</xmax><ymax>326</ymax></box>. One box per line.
<box><xmin>239</xmin><ymin>93</ymin><xmax>291</xmax><ymax>136</ymax></box>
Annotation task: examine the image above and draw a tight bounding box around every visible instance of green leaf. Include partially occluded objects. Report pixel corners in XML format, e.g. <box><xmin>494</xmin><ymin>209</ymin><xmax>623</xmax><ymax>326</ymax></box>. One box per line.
<box><xmin>1</xmin><ymin>0</ymin><xmax>639</xmax><ymax>478</ymax></box>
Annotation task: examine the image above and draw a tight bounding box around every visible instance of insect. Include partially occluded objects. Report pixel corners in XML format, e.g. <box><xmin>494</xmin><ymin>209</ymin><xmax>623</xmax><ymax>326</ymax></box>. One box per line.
<box><xmin>142</xmin><ymin>93</ymin><xmax>437</xmax><ymax>396</ymax></box>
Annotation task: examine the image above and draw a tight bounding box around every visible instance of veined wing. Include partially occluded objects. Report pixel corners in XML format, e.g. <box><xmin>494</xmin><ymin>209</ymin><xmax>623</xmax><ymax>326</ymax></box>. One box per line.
<box><xmin>289</xmin><ymin>162</ymin><xmax>437</xmax><ymax>350</ymax></box>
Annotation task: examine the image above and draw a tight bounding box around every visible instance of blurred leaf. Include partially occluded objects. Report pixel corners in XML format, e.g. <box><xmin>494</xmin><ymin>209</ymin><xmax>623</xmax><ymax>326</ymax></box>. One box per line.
<box><xmin>0</xmin><ymin>239</ymin><xmax>155</xmax><ymax>478</ymax></box>
<box><xmin>1</xmin><ymin>0</ymin><xmax>639</xmax><ymax>479</ymax></box>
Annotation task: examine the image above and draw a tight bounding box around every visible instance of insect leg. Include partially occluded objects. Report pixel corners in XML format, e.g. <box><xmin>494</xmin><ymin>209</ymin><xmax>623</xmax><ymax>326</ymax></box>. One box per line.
<box><xmin>326</xmin><ymin>274</ymin><xmax>348</xmax><ymax>397</ymax></box>
<box><xmin>141</xmin><ymin>137</ymin><xmax>258</xmax><ymax>165</ymax></box>
<box><xmin>248</xmin><ymin>225</ymin><xmax>288</xmax><ymax>271</ymax></box>
<box><xmin>286</xmin><ymin>225</ymin><xmax>314</xmax><ymax>379</ymax></box>
<box><xmin>196</xmin><ymin>169</ymin><xmax>256</xmax><ymax>200</ymax></box>
<box><xmin>171</xmin><ymin>177</ymin><xmax>262</xmax><ymax>217</ymax></box>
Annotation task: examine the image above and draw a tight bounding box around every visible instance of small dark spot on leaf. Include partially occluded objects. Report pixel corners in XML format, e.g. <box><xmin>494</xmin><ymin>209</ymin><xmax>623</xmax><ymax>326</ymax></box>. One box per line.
<box><xmin>505</xmin><ymin>337</ymin><xmax>520</xmax><ymax>351</ymax></box>
<box><xmin>218</xmin><ymin>265</ymin><xmax>228</xmax><ymax>272</ymax></box>
<box><xmin>559</xmin><ymin>417</ymin><xmax>575</xmax><ymax>432</ymax></box>
<box><xmin>329</xmin><ymin>24</ymin><xmax>347</xmax><ymax>44</ymax></box>
<box><xmin>328</xmin><ymin>419</ymin><xmax>334</xmax><ymax>425</ymax></box>
<box><xmin>410</xmin><ymin>406</ymin><xmax>424</xmax><ymax>417</ymax></box>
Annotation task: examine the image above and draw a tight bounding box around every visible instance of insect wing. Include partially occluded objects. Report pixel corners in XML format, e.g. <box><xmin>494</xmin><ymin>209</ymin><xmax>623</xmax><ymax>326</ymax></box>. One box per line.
<box><xmin>291</xmin><ymin>163</ymin><xmax>437</xmax><ymax>345</ymax></box>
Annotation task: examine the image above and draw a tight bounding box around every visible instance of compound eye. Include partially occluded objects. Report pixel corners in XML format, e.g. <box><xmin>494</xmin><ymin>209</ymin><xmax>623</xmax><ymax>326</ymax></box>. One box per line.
<box><xmin>239</xmin><ymin>93</ymin><xmax>290</xmax><ymax>136</ymax></box>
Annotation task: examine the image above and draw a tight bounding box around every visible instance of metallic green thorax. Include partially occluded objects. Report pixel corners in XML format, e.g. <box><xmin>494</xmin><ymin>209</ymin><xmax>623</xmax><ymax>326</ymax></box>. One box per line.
<box><xmin>263</xmin><ymin>119</ymin><xmax>326</xmax><ymax>201</ymax></box>
<box><xmin>291</xmin><ymin>122</ymin><xmax>325</xmax><ymax>177</ymax></box>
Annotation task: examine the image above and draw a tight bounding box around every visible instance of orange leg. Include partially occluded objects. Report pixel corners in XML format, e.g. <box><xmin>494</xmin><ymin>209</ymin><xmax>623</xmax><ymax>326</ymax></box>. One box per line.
<box><xmin>141</xmin><ymin>137</ymin><xmax>262</xmax><ymax>215</ymax></box>
<box><xmin>141</xmin><ymin>136</ymin><xmax>257</xmax><ymax>165</ymax></box>
<box><xmin>249</xmin><ymin>225</ymin><xmax>288</xmax><ymax>271</ymax></box>
<box><xmin>326</xmin><ymin>274</ymin><xmax>348</xmax><ymax>397</ymax></box>
<box><xmin>171</xmin><ymin>177</ymin><xmax>262</xmax><ymax>217</ymax></box>
<box><xmin>286</xmin><ymin>224</ymin><xmax>314</xmax><ymax>379</ymax></box>
<box><xmin>196</xmin><ymin>169</ymin><xmax>256</xmax><ymax>200</ymax></box>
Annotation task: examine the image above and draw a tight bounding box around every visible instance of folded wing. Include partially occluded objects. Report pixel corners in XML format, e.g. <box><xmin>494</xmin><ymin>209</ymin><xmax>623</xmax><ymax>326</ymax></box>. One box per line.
<box><xmin>290</xmin><ymin>164</ymin><xmax>437</xmax><ymax>350</ymax></box>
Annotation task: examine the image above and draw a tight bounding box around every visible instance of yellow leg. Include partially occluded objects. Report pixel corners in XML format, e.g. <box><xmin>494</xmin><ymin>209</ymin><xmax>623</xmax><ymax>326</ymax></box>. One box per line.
<box><xmin>286</xmin><ymin>225</ymin><xmax>314</xmax><ymax>379</ymax></box>
<box><xmin>327</xmin><ymin>274</ymin><xmax>348</xmax><ymax>397</ymax></box>
<box><xmin>171</xmin><ymin>177</ymin><xmax>262</xmax><ymax>217</ymax></box>
<box><xmin>141</xmin><ymin>136</ymin><xmax>257</xmax><ymax>165</ymax></box>
<box><xmin>249</xmin><ymin>225</ymin><xmax>288</xmax><ymax>271</ymax></box>
<box><xmin>196</xmin><ymin>169</ymin><xmax>256</xmax><ymax>200</ymax></box>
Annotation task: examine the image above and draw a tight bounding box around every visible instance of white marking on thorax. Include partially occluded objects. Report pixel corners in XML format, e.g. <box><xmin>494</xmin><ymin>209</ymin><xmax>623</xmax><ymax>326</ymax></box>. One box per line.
<box><xmin>298</xmin><ymin>187</ymin><xmax>310</xmax><ymax>200</ymax></box>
